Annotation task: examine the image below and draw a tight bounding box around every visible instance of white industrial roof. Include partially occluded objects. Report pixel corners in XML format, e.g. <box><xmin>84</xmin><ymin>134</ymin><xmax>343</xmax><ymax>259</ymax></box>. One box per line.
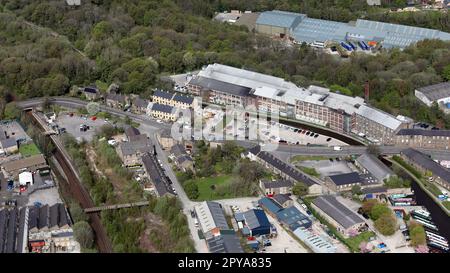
<box><xmin>198</xmin><ymin>63</ymin><xmax>299</xmax><ymax>91</ymax></box>
<box><xmin>194</xmin><ymin>201</ymin><xmax>229</xmax><ymax>234</ymax></box>
<box><xmin>355</xmin><ymin>105</ymin><xmax>403</xmax><ymax>130</ymax></box>
<box><xmin>19</xmin><ymin>171</ymin><xmax>33</xmax><ymax>186</ymax></box>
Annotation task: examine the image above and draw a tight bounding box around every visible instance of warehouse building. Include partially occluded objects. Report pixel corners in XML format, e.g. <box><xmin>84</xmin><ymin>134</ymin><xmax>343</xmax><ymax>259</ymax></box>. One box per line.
<box><xmin>401</xmin><ymin>148</ymin><xmax>450</xmax><ymax>190</ymax></box>
<box><xmin>395</xmin><ymin>129</ymin><xmax>450</xmax><ymax>150</ymax></box>
<box><xmin>254</xmin><ymin>10</ymin><xmax>450</xmax><ymax>49</ymax></box>
<box><xmin>415</xmin><ymin>82</ymin><xmax>450</xmax><ymax>110</ymax></box>
<box><xmin>258</xmin><ymin>197</ymin><xmax>284</xmax><ymax>217</ymax></box>
<box><xmin>311</xmin><ymin>195</ymin><xmax>366</xmax><ymax>237</ymax></box>
<box><xmin>275</xmin><ymin>206</ymin><xmax>312</xmax><ymax>231</ymax></box>
<box><xmin>326</xmin><ymin>172</ymin><xmax>363</xmax><ymax>192</ymax></box>
<box><xmin>355</xmin><ymin>153</ymin><xmax>393</xmax><ymax>183</ymax></box>
<box><xmin>194</xmin><ymin>201</ymin><xmax>231</xmax><ymax>238</ymax></box>
<box><xmin>242</xmin><ymin>209</ymin><xmax>271</xmax><ymax>236</ymax></box>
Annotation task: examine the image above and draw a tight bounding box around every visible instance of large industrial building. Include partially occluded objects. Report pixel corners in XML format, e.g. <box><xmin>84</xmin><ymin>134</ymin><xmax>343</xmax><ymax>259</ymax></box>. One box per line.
<box><xmin>187</xmin><ymin>63</ymin><xmax>410</xmax><ymax>143</ymax></box>
<box><xmin>415</xmin><ymin>82</ymin><xmax>450</xmax><ymax>111</ymax></box>
<box><xmin>254</xmin><ymin>10</ymin><xmax>450</xmax><ymax>49</ymax></box>
<box><xmin>395</xmin><ymin>128</ymin><xmax>450</xmax><ymax>150</ymax></box>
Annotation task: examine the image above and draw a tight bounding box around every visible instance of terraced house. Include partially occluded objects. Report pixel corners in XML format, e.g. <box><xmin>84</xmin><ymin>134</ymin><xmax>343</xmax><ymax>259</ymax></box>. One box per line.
<box><xmin>395</xmin><ymin>129</ymin><xmax>450</xmax><ymax>150</ymax></box>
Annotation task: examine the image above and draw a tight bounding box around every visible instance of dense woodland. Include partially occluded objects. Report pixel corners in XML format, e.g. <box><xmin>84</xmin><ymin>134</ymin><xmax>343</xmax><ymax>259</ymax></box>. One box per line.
<box><xmin>0</xmin><ymin>0</ymin><xmax>450</xmax><ymax>127</ymax></box>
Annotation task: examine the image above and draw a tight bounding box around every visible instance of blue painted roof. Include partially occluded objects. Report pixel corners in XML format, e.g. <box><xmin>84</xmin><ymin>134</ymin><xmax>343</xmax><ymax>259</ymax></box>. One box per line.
<box><xmin>258</xmin><ymin>10</ymin><xmax>450</xmax><ymax>48</ymax></box>
<box><xmin>243</xmin><ymin>209</ymin><xmax>271</xmax><ymax>230</ymax></box>
<box><xmin>258</xmin><ymin>197</ymin><xmax>283</xmax><ymax>214</ymax></box>
<box><xmin>256</xmin><ymin>10</ymin><xmax>305</xmax><ymax>29</ymax></box>
<box><xmin>276</xmin><ymin>207</ymin><xmax>311</xmax><ymax>228</ymax></box>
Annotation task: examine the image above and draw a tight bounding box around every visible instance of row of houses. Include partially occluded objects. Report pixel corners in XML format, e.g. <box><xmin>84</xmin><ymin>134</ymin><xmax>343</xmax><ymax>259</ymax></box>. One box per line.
<box><xmin>83</xmin><ymin>85</ymin><xmax>195</xmax><ymax>122</ymax></box>
<box><xmin>401</xmin><ymin>148</ymin><xmax>450</xmax><ymax>190</ymax></box>
<box><xmin>187</xmin><ymin>63</ymin><xmax>414</xmax><ymax>144</ymax></box>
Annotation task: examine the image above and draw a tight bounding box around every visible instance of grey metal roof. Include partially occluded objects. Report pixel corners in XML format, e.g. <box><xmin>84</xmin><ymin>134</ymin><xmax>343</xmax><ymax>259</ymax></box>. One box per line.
<box><xmin>262</xmin><ymin>179</ymin><xmax>293</xmax><ymax>189</ymax></box>
<box><xmin>206</xmin><ymin>201</ymin><xmax>229</xmax><ymax>230</ymax></box>
<box><xmin>151</xmin><ymin>103</ymin><xmax>174</xmax><ymax>114</ymax></box>
<box><xmin>416</xmin><ymin>82</ymin><xmax>450</xmax><ymax>101</ymax></box>
<box><xmin>272</xmin><ymin>194</ymin><xmax>292</xmax><ymax>206</ymax></box>
<box><xmin>28</xmin><ymin>206</ymin><xmax>38</xmax><ymax>230</ymax></box>
<box><xmin>256</xmin><ymin>10</ymin><xmax>305</xmax><ymax>29</ymax></box>
<box><xmin>0</xmin><ymin>209</ymin><xmax>6</xmax><ymax>253</ymax></box>
<box><xmin>402</xmin><ymin>148</ymin><xmax>450</xmax><ymax>185</ymax></box>
<box><xmin>242</xmin><ymin>209</ymin><xmax>270</xmax><ymax>230</ymax></box>
<box><xmin>356</xmin><ymin>153</ymin><xmax>393</xmax><ymax>182</ymax></box>
<box><xmin>328</xmin><ymin>172</ymin><xmax>362</xmax><ymax>186</ymax></box>
<box><xmin>153</xmin><ymin>90</ymin><xmax>174</xmax><ymax>100</ymax></box>
<box><xmin>16</xmin><ymin>207</ymin><xmax>27</xmax><ymax>253</ymax></box>
<box><xmin>189</xmin><ymin>76</ymin><xmax>251</xmax><ymax>97</ymax></box>
<box><xmin>58</xmin><ymin>204</ymin><xmax>70</xmax><ymax>227</ymax></box>
<box><xmin>172</xmin><ymin>93</ymin><xmax>194</xmax><ymax>104</ymax></box>
<box><xmin>312</xmin><ymin>195</ymin><xmax>365</xmax><ymax>229</ymax></box>
<box><xmin>396</xmin><ymin>129</ymin><xmax>450</xmax><ymax>137</ymax></box>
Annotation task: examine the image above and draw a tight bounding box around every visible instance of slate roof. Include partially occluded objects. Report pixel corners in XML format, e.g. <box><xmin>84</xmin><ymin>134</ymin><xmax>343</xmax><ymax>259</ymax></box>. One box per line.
<box><xmin>133</xmin><ymin>97</ymin><xmax>149</xmax><ymax>108</ymax></box>
<box><xmin>0</xmin><ymin>138</ymin><xmax>17</xmax><ymax>149</ymax></box>
<box><xmin>106</xmin><ymin>92</ymin><xmax>126</xmax><ymax>103</ymax></box>
<box><xmin>272</xmin><ymin>194</ymin><xmax>292</xmax><ymax>206</ymax></box>
<box><xmin>261</xmin><ymin>179</ymin><xmax>293</xmax><ymax>189</ymax></box>
<box><xmin>189</xmin><ymin>76</ymin><xmax>252</xmax><ymax>97</ymax></box>
<box><xmin>151</xmin><ymin>103</ymin><xmax>175</xmax><ymax>114</ymax></box>
<box><xmin>416</xmin><ymin>82</ymin><xmax>450</xmax><ymax>101</ymax></box>
<box><xmin>172</xmin><ymin>93</ymin><xmax>194</xmax><ymax>105</ymax></box>
<box><xmin>396</xmin><ymin>128</ymin><xmax>450</xmax><ymax>137</ymax></box>
<box><xmin>3</xmin><ymin>154</ymin><xmax>47</xmax><ymax>173</ymax></box>
<box><xmin>38</xmin><ymin>205</ymin><xmax>49</xmax><ymax>229</ymax></box>
<box><xmin>118</xmin><ymin>138</ymin><xmax>150</xmax><ymax>156</ymax></box>
<box><xmin>328</xmin><ymin>172</ymin><xmax>362</xmax><ymax>186</ymax></box>
<box><xmin>312</xmin><ymin>195</ymin><xmax>364</xmax><ymax>229</ymax></box>
<box><xmin>83</xmin><ymin>86</ymin><xmax>98</xmax><ymax>94</ymax></box>
<box><xmin>153</xmin><ymin>90</ymin><xmax>174</xmax><ymax>100</ymax></box>
<box><xmin>141</xmin><ymin>153</ymin><xmax>173</xmax><ymax>196</ymax></box>
<box><xmin>402</xmin><ymin>148</ymin><xmax>450</xmax><ymax>185</ymax></box>
<box><xmin>170</xmin><ymin>144</ymin><xmax>187</xmax><ymax>157</ymax></box>
<box><xmin>361</xmin><ymin>186</ymin><xmax>388</xmax><ymax>194</ymax></box>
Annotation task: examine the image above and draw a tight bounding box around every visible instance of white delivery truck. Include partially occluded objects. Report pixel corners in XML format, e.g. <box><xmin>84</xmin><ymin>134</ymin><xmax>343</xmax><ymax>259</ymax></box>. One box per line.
<box><xmin>333</xmin><ymin>146</ymin><xmax>342</xmax><ymax>151</ymax></box>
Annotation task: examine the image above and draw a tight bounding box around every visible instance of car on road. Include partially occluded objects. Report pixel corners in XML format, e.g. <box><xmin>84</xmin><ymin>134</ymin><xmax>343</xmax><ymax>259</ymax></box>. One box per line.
<box><xmin>156</xmin><ymin>119</ymin><xmax>163</xmax><ymax>124</ymax></box>
<box><xmin>300</xmin><ymin>204</ymin><xmax>308</xmax><ymax>210</ymax></box>
<box><xmin>314</xmin><ymin>134</ymin><xmax>319</xmax><ymax>138</ymax></box>
<box><xmin>326</xmin><ymin>137</ymin><xmax>332</xmax><ymax>142</ymax></box>
<box><xmin>306</xmin><ymin>132</ymin><xmax>310</xmax><ymax>136</ymax></box>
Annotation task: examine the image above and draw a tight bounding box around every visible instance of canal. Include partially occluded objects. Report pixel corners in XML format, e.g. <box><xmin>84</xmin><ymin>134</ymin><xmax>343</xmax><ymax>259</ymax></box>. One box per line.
<box><xmin>410</xmin><ymin>181</ymin><xmax>450</xmax><ymax>242</ymax></box>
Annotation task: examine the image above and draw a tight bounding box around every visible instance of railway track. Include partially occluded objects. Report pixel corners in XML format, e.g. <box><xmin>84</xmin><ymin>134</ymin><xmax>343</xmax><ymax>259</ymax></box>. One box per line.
<box><xmin>26</xmin><ymin>111</ymin><xmax>113</xmax><ymax>252</ymax></box>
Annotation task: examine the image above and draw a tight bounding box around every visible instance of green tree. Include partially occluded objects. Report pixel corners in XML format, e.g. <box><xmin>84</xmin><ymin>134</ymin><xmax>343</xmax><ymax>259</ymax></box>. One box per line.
<box><xmin>409</xmin><ymin>221</ymin><xmax>426</xmax><ymax>247</ymax></box>
<box><xmin>374</xmin><ymin>213</ymin><xmax>397</xmax><ymax>236</ymax></box>
<box><xmin>361</xmin><ymin>199</ymin><xmax>378</xmax><ymax>215</ymax></box>
<box><xmin>73</xmin><ymin>221</ymin><xmax>94</xmax><ymax>249</ymax></box>
<box><xmin>292</xmin><ymin>182</ymin><xmax>309</xmax><ymax>197</ymax></box>
<box><xmin>3</xmin><ymin>102</ymin><xmax>20</xmax><ymax>120</ymax></box>
<box><xmin>442</xmin><ymin>64</ymin><xmax>450</xmax><ymax>81</ymax></box>
<box><xmin>351</xmin><ymin>185</ymin><xmax>362</xmax><ymax>195</ymax></box>
<box><xmin>370</xmin><ymin>203</ymin><xmax>392</xmax><ymax>221</ymax></box>
<box><xmin>184</xmin><ymin>181</ymin><xmax>199</xmax><ymax>200</ymax></box>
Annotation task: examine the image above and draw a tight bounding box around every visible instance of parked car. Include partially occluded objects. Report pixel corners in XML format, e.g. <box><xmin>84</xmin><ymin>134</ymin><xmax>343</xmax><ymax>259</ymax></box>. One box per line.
<box><xmin>326</xmin><ymin>137</ymin><xmax>332</xmax><ymax>142</ymax></box>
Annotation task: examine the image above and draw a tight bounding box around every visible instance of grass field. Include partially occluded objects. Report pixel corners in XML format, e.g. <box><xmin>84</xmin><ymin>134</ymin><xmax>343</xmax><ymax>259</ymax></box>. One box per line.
<box><xmin>298</xmin><ymin>166</ymin><xmax>320</xmax><ymax>177</ymax></box>
<box><xmin>19</xmin><ymin>143</ymin><xmax>41</xmax><ymax>157</ymax></box>
<box><xmin>290</xmin><ymin>155</ymin><xmax>330</xmax><ymax>162</ymax></box>
<box><xmin>190</xmin><ymin>175</ymin><xmax>233</xmax><ymax>201</ymax></box>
